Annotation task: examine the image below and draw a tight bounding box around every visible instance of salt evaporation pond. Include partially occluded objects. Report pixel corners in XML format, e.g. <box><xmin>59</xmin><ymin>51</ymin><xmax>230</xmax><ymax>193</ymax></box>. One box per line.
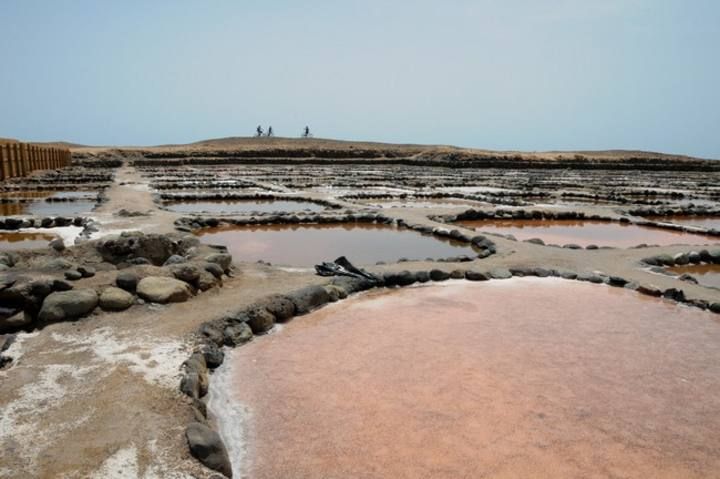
<box><xmin>213</xmin><ymin>278</ymin><xmax>720</xmax><ymax>478</ymax></box>
<box><xmin>196</xmin><ymin>223</ymin><xmax>472</xmax><ymax>266</ymax></box>
<box><xmin>457</xmin><ymin>219</ymin><xmax>718</xmax><ymax>247</ymax></box>
<box><xmin>361</xmin><ymin>198</ymin><xmax>489</xmax><ymax>209</ymax></box>
<box><xmin>0</xmin><ymin>231</ymin><xmax>55</xmax><ymax>251</ymax></box>
<box><xmin>669</xmin><ymin>264</ymin><xmax>720</xmax><ymax>288</ymax></box>
<box><xmin>164</xmin><ymin>199</ymin><xmax>326</xmax><ymax>214</ymax></box>
<box><xmin>0</xmin><ymin>191</ymin><xmax>97</xmax><ymax>217</ymax></box>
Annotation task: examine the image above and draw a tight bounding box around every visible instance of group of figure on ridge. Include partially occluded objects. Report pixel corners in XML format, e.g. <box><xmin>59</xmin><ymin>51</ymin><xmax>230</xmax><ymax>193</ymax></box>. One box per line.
<box><xmin>255</xmin><ymin>125</ymin><xmax>312</xmax><ymax>138</ymax></box>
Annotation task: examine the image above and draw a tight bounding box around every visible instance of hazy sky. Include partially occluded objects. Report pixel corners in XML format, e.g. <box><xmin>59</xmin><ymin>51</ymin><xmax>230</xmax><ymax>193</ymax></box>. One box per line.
<box><xmin>1</xmin><ymin>0</ymin><xmax>719</xmax><ymax>157</ymax></box>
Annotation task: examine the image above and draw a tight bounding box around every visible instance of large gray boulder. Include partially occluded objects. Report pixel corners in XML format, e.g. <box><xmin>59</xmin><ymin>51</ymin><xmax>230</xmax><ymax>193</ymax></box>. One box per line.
<box><xmin>185</xmin><ymin>422</ymin><xmax>233</xmax><ymax>477</ymax></box>
<box><xmin>38</xmin><ymin>289</ymin><xmax>99</xmax><ymax>323</ymax></box>
<box><xmin>99</xmin><ymin>287</ymin><xmax>134</xmax><ymax>311</ymax></box>
<box><xmin>204</xmin><ymin>253</ymin><xmax>232</xmax><ymax>272</ymax></box>
<box><xmin>136</xmin><ymin>277</ymin><xmax>192</xmax><ymax>304</ymax></box>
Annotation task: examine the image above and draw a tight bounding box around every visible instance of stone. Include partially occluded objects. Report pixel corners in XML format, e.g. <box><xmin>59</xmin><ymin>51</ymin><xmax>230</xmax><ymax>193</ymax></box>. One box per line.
<box><xmin>223</xmin><ymin>322</ymin><xmax>253</xmax><ymax>346</ymax></box>
<box><xmin>64</xmin><ymin>270</ymin><xmax>83</xmax><ymax>281</ymax></box>
<box><xmin>201</xmin><ymin>343</ymin><xmax>224</xmax><ymax>369</ymax></box>
<box><xmin>245</xmin><ymin>308</ymin><xmax>275</xmax><ymax>334</ymax></box>
<box><xmin>38</xmin><ymin>289</ymin><xmax>99</xmax><ymax>323</ymax></box>
<box><xmin>169</xmin><ymin>263</ymin><xmax>201</xmax><ymax>283</ymax></box>
<box><xmin>204</xmin><ymin>262</ymin><xmax>224</xmax><ymax>279</ymax></box>
<box><xmin>184</xmin><ymin>353</ymin><xmax>209</xmax><ymax>397</ymax></box>
<box><xmin>465</xmin><ymin>270</ymin><xmax>489</xmax><ymax>281</ymax></box>
<box><xmin>416</xmin><ymin>271</ymin><xmax>430</xmax><ymax>283</ymax></box>
<box><xmin>49</xmin><ymin>238</ymin><xmax>65</xmax><ymax>252</ymax></box>
<box><xmin>99</xmin><ymin>286</ymin><xmax>134</xmax><ymax>311</ymax></box>
<box><xmin>204</xmin><ymin>253</ymin><xmax>232</xmax><ymax>272</ymax></box>
<box><xmin>0</xmin><ymin>311</ymin><xmax>33</xmax><ymax>333</ymax></box>
<box><xmin>450</xmin><ymin>269</ymin><xmax>465</xmax><ymax>279</ymax></box>
<box><xmin>608</xmin><ymin>276</ymin><xmax>628</xmax><ymax>287</ymax></box>
<box><xmin>199</xmin><ymin>322</ymin><xmax>224</xmax><ymax>346</ymax></box>
<box><xmin>637</xmin><ymin>285</ymin><xmax>662</xmax><ymax>297</ymax></box>
<box><xmin>525</xmin><ymin>238</ymin><xmax>545</xmax><ymax>245</ymax></box>
<box><xmin>116</xmin><ymin>271</ymin><xmax>139</xmax><ymax>292</ymax></box>
<box><xmin>52</xmin><ymin>279</ymin><xmax>73</xmax><ymax>292</ymax></box>
<box><xmin>488</xmin><ymin>268</ymin><xmax>512</xmax><ymax>280</ymax></box>
<box><xmin>196</xmin><ymin>270</ymin><xmax>221</xmax><ymax>291</ymax></box>
<box><xmin>259</xmin><ymin>295</ymin><xmax>295</xmax><ymax>322</ymax></box>
<box><xmin>655</xmin><ymin>254</ymin><xmax>675</xmax><ymax>266</ymax></box>
<box><xmin>688</xmin><ymin>251</ymin><xmax>702</xmax><ymax>264</ymax></box>
<box><xmin>163</xmin><ymin>254</ymin><xmax>186</xmax><ymax>266</ymax></box>
<box><xmin>709</xmin><ymin>303</ymin><xmax>720</xmax><ymax>314</ymax></box>
<box><xmin>534</xmin><ymin>268</ymin><xmax>551</xmax><ymax>277</ymax></box>
<box><xmin>77</xmin><ymin>265</ymin><xmax>96</xmax><ymax>278</ymax></box>
<box><xmin>185</xmin><ymin>422</ymin><xmax>233</xmax><ymax>478</ymax></box>
<box><xmin>287</xmin><ymin>285</ymin><xmax>331</xmax><ymax>315</ymax></box>
<box><xmin>673</xmin><ymin>253</ymin><xmax>690</xmax><ymax>266</ymax></box>
<box><xmin>429</xmin><ymin>269</ymin><xmax>451</xmax><ymax>281</ymax></box>
<box><xmin>662</xmin><ymin>288</ymin><xmax>685</xmax><ymax>302</ymax></box>
<box><xmin>136</xmin><ymin>277</ymin><xmax>192</xmax><ymax>304</ymax></box>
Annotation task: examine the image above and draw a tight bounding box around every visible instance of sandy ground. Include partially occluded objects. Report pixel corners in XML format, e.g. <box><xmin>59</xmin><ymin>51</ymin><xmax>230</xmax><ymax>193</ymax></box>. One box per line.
<box><xmin>1</xmin><ymin>159</ymin><xmax>720</xmax><ymax>478</ymax></box>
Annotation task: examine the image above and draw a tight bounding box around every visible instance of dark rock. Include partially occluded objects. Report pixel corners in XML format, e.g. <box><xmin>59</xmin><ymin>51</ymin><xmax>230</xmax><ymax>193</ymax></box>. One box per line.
<box><xmin>525</xmin><ymin>238</ymin><xmax>545</xmax><ymax>245</ymax></box>
<box><xmin>169</xmin><ymin>263</ymin><xmax>201</xmax><ymax>283</ymax></box>
<box><xmin>0</xmin><ymin>311</ymin><xmax>33</xmax><ymax>333</ymax></box>
<box><xmin>450</xmin><ymin>269</ymin><xmax>465</xmax><ymax>279</ymax></box>
<box><xmin>673</xmin><ymin>253</ymin><xmax>690</xmax><ymax>266</ymax></box>
<box><xmin>49</xmin><ymin>238</ymin><xmax>65</xmax><ymax>252</ymax></box>
<box><xmin>287</xmin><ymin>285</ymin><xmax>330</xmax><ymax>315</ymax></box>
<box><xmin>199</xmin><ymin>322</ymin><xmax>224</xmax><ymax>346</ymax></box>
<box><xmin>429</xmin><ymin>269</ymin><xmax>451</xmax><ymax>281</ymax></box>
<box><xmin>637</xmin><ymin>285</ymin><xmax>662</xmax><ymax>297</ymax></box>
<box><xmin>608</xmin><ymin>276</ymin><xmax>628</xmax><ymax>287</ymax></box>
<box><xmin>662</xmin><ymin>288</ymin><xmax>685</xmax><ymax>302</ymax></box>
<box><xmin>52</xmin><ymin>279</ymin><xmax>73</xmax><ymax>292</ymax></box>
<box><xmin>688</xmin><ymin>251</ymin><xmax>702</xmax><ymax>264</ymax></box>
<box><xmin>163</xmin><ymin>254</ymin><xmax>186</xmax><ymax>266</ymax></box>
<box><xmin>245</xmin><ymin>308</ymin><xmax>275</xmax><ymax>334</ymax></box>
<box><xmin>533</xmin><ymin>268</ymin><xmax>552</xmax><ymax>278</ymax></box>
<box><xmin>116</xmin><ymin>271</ymin><xmax>139</xmax><ymax>292</ymax></box>
<box><xmin>77</xmin><ymin>266</ymin><xmax>96</xmax><ymax>278</ymax></box>
<box><xmin>259</xmin><ymin>295</ymin><xmax>295</xmax><ymax>322</ymax></box>
<box><xmin>185</xmin><ymin>422</ymin><xmax>233</xmax><ymax>478</ymax></box>
<box><xmin>415</xmin><ymin>271</ymin><xmax>430</xmax><ymax>283</ymax></box>
<box><xmin>223</xmin><ymin>322</ymin><xmax>253</xmax><ymax>346</ymax></box>
<box><xmin>204</xmin><ymin>262</ymin><xmax>224</xmax><ymax>279</ymax></box>
<box><xmin>201</xmin><ymin>343</ymin><xmax>224</xmax><ymax>369</ymax></box>
<box><xmin>465</xmin><ymin>270</ymin><xmax>489</xmax><ymax>281</ymax></box>
<box><xmin>709</xmin><ymin>303</ymin><xmax>720</xmax><ymax>314</ymax></box>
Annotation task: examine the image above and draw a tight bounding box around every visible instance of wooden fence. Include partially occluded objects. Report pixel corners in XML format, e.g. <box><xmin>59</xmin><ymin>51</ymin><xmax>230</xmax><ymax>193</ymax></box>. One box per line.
<box><xmin>0</xmin><ymin>142</ymin><xmax>72</xmax><ymax>180</ymax></box>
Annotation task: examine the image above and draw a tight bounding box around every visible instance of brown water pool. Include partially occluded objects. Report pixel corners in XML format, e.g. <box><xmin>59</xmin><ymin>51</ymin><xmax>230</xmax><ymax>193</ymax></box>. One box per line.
<box><xmin>196</xmin><ymin>223</ymin><xmax>472</xmax><ymax>266</ymax></box>
<box><xmin>164</xmin><ymin>199</ymin><xmax>326</xmax><ymax>214</ymax></box>
<box><xmin>214</xmin><ymin>278</ymin><xmax>720</xmax><ymax>478</ymax></box>
<box><xmin>669</xmin><ymin>264</ymin><xmax>720</xmax><ymax>288</ymax></box>
<box><xmin>457</xmin><ymin>219</ymin><xmax>718</xmax><ymax>247</ymax></box>
<box><xmin>0</xmin><ymin>232</ymin><xmax>55</xmax><ymax>251</ymax></box>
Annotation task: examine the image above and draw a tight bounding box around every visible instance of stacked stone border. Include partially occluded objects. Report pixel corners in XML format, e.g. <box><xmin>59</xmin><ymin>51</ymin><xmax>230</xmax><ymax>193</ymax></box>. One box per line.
<box><xmin>157</xmin><ymin>192</ymin><xmax>344</xmax><ymax>214</ymax></box>
<box><xmin>174</xmin><ymin>214</ymin><xmax>497</xmax><ymax>263</ymax></box>
<box><xmin>641</xmin><ymin>248</ymin><xmax>720</xmax><ymax>289</ymax></box>
<box><xmin>180</xmin><ymin>266</ymin><xmax>720</xmax><ymax>477</ymax></box>
<box><xmin>435</xmin><ymin>207</ymin><xmax>720</xmax><ymax>249</ymax></box>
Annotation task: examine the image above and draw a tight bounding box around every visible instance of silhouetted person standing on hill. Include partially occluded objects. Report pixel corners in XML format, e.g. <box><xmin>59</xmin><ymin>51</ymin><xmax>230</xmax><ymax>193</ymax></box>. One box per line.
<box><xmin>302</xmin><ymin>126</ymin><xmax>311</xmax><ymax>138</ymax></box>
<box><xmin>256</xmin><ymin>125</ymin><xmax>263</xmax><ymax>137</ymax></box>
<box><xmin>267</xmin><ymin>126</ymin><xmax>274</xmax><ymax>137</ymax></box>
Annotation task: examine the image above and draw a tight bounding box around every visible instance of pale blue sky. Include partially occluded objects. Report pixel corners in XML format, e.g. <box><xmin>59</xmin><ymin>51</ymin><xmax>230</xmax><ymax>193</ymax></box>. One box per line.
<box><xmin>1</xmin><ymin>0</ymin><xmax>718</xmax><ymax>158</ymax></box>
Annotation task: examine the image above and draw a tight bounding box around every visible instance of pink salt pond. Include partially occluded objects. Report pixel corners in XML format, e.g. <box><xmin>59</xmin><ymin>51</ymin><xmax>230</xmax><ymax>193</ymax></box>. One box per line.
<box><xmin>215</xmin><ymin>278</ymin><xmax>720</xmax><ymax>479</ymax></box>
<box><xmin>457</xmin><ymin>218</ymin><xmax>718</xmax><ymax>247</ymax></box>
<box><xmin>195</xmin><ymin>223</ymin><xmax>472</xmax><ymax>266</ymax></box>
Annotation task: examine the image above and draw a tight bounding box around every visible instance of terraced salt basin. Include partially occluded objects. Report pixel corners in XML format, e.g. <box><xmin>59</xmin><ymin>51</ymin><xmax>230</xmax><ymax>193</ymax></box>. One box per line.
<box><xmin>457</xmin><ymin>219</ymin><xmax>718</xmax><ymax>247</ymax></box>
<box><xmin>669</xmin><ymin>264</ymin><xmax>720</xmax><ymax>288</ymax></box>
<box><xmin>0</xmin><ymin>231</ymin><xmax>55</xmax><ymax>251</ymax></box>
<box><xmin>211</xmin><ymin>278</ymin><xmax>720</xmax><ymax>478</ymax></box>
<box><xmin>196</xmin><ymin>223</ymin><xmax>472</xmax><ymax>266</ymax></box>
<box><xmin>163</xmin><ymin>199</ymin><xmax>326</xmax><ymax>214</ymax></box>
<box><xmin>0</xmin><ymin>191</ymin><xmax>97</xmax><ymax>217</ymax></box>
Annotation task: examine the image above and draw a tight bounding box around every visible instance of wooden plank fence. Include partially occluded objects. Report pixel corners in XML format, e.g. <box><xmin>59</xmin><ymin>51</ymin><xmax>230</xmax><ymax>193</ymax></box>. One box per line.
<box><xmin>0</xmin><ymin>142</ymin><xmax>71</xmax><ymax>180</ymax></box>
